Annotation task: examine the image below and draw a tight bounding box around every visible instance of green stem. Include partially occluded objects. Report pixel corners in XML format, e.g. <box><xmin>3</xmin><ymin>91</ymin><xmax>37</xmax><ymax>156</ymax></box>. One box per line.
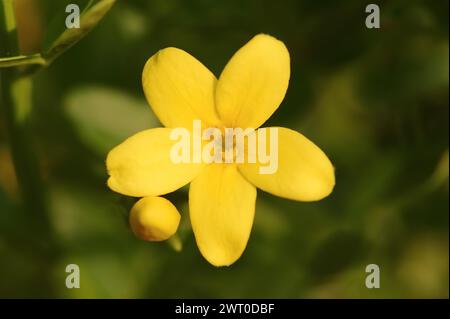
<box><xmin>1</xmin><ymin>0</ymin><xmax>57</xmax><ymax>296</ymax></box>
<box><xmin>0</xmin><ymin>53</ymin><xmax>47</xmax><ymax>68</ymax></box>
<box><xmin>0</xmin><ymin>72</ymin><xmax>50</xmax><ymax>229</ymax></box>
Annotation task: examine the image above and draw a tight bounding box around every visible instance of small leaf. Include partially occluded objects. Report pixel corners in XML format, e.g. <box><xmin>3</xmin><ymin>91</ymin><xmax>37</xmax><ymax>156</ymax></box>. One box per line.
<box><xmin>42</xmin><ymin>0</ymin><xmax>116</xmax><ymax>65</ymax></box>
<box><xmin>65</xmin><ymin>86</ymin><xmax>160</xmax><ymax>155</ymax></box>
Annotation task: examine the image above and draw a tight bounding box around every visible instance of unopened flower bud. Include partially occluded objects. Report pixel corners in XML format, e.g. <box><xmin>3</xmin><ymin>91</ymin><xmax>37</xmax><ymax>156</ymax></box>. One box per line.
<box><xmin>130</xmin><ymin>196</ymin><xmax>180</xmax><ymax>241</ymax></box>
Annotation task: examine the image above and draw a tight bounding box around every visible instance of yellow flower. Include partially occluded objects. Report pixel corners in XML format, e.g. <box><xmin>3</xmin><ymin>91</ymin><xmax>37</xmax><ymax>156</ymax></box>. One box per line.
<box><xmin>106</xmin><ymin>34</ymin><xmax>335</xmax><ymax>266</ymax></box>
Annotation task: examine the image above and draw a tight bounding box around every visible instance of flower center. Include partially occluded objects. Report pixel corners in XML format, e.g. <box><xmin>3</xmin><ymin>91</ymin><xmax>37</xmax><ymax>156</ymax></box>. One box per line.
<box><xmin>216</xmin><ymin>133</ymin><xmax>237</xmax><ymax>162</ymax></box>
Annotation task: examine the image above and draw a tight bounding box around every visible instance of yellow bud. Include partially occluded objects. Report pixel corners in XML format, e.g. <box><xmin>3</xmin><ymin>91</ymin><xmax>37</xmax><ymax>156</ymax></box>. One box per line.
<box><xmin>129</xmin><ymin>196</ymin><xmax>180</xmax><ymax>241</ymax></box>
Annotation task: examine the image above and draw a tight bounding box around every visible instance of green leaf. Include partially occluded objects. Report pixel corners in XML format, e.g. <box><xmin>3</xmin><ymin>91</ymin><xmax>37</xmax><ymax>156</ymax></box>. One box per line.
<box><xmin>64</xmin><ymin>86</ymin><xmax>160</xmax><ymax>155</ymax></box>
<box><xmin>42</xmin><ymin>0</ymin><xmax>116</xmax><ymax>65</ymax></box>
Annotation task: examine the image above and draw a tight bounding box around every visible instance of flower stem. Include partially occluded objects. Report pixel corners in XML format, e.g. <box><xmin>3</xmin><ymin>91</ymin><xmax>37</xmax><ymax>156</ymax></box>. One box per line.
<box><xmin>1</xmin><ymin>0</ymin><xmax>57</xmax><ymax>295</ymax></box>
<box><xmin>1</xmin><ymin>71</ymin><xmax>51</xmax><ymax>229</ymax></box>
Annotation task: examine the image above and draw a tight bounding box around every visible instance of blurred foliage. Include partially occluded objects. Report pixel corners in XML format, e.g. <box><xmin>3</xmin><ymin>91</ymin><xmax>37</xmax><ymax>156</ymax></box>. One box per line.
<box><xmin>0</xmin><ymin>0</ymin><xmax>448</xmax><ymax>298</ymax></box>
<box><xmin>65</xmin><ymin>86</ymin><xmax>158</xmax><ymax>155</ymax></box>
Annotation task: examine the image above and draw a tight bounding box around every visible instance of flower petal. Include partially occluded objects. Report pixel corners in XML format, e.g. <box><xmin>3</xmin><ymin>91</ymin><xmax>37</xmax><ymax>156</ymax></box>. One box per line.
<box><xmin>142</xmin><ymin>47</ymin><xmax>222</xmax><ymax>128</ymax></box>
<box><xmin>215</xmin><ymin>34</ymin><xmax>290</xmax><ymax>129</ymax></box>
<box><xmin>189</xmin><ymin>164</ymin><xmax>256</xmax><ymax>266</ymax></box>
<box><xmin>130</xmin><ymin>196</ymin><xmax>180</xmax><ymax>241</ymax></box>
<box><xmin>107</xmin><ymin>128</ymin><xmax>205</xmax><ymax>197</ymax></box>
<box><xmin>238</xmin><ymin>127</ymin><xmax>335</xmax><ymax>201</ymax></box>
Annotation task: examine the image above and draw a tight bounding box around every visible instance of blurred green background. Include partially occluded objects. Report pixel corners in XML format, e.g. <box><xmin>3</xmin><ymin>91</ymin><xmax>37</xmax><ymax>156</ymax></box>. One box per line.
<box><xmin>0</xmin><ymin>0</ymin><xmax>448</xmax><ymax>298</ymax></box>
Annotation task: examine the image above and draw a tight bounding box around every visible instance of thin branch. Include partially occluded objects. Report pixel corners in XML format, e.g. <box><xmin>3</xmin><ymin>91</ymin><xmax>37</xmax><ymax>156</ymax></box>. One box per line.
<box><xmin>0</xmin><ymin>53</ymin><xmax>47</xmax><ymax>68</ymax></box>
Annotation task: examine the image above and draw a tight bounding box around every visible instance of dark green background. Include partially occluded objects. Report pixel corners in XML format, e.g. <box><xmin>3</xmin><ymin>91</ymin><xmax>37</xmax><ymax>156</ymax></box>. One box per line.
<box><xmin>0</xmin><ymin>0</ymin><xmax>448</xmax><ymax>298</ymax></box>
